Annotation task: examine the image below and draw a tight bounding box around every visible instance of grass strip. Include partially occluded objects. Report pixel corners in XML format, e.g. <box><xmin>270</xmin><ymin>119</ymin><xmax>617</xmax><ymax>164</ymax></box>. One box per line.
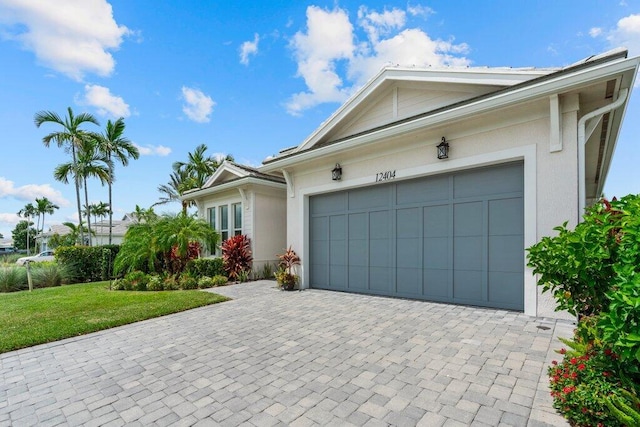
<box><xmin>0</xmin><ymin>282</ymin><xmax>228</xmax><ymax>354</ymax></box>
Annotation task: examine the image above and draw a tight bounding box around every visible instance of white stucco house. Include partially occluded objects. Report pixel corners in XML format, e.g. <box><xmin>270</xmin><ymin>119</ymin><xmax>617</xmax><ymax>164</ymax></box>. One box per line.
<box><xmin>37</xmin><ymin>215</ymin><xmax>135</xmax><ymax>251</ymax></box>
<box><xmin>184</xmin><ymin>48</ymin><xmax>639</xmax><ymax>319</ymax></box>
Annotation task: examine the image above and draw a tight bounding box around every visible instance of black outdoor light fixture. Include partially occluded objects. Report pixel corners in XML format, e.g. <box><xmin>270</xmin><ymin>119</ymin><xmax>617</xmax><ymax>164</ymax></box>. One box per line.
<box><xmin>332</xmin><ymin>163</ymin><xmax>342</xmax><ymax>181</ymax></box>
<box><xmin>437</xmin><ymin>136</ymin><xmax>449</xmax><ymax>159</ymax></box>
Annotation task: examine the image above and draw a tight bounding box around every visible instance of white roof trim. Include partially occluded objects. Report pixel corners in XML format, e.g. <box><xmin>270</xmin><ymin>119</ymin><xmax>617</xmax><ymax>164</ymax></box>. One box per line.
<box><xmin>261</xmin><ymin>55</ymin><xmax>639</xmax><ymax>173</ymax></box>
<box><xmin>289</xmin><ymin>66</ymin><xmax>553</xmax><ymax>154</ymax></box>
<box><xmin>202</xmin><ymin>161</ymin><xmax>249</xmax><ymax>188</ymax></box>
<box><xmin>182</xmin><ymin>176</ymin><xmax>286</xmax><ymax>201</ymax></box>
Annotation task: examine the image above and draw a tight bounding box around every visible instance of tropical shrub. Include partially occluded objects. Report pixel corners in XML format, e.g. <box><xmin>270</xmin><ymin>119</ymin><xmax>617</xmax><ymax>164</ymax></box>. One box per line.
<box><xmin>276</xmin><ymin>247</ymin><xmax>300</xmax><ymax>290</ymax></box>
<box><xmin>163</xmin><ymin>275</ymin><xmax>180</xmax><ymax>291</ymax></box>
<box><xmin>259</xmin><ymin>262</ymin><xmax>274</xmax><ymax>280</ymax></box>
<box><xmin>528</xmin><ymin>195</ymin><xmax>640</xmax><ymax>425</ymax></box>
<box><xmin>222</xmin><ymin>235</ymin><xmax>252</xmax><ymax>281</ymax></box>
<box><xmin>30</xmin><ymin>262</ymin><xmax>72</xmax><ymax>287</ymax></box>
<box><xmin>0</xmin><ymin>266</ymin><xmax>27</xmax><ymax>292</ymax></box>
<box><xmin>147</xmin><ymin>275</ymin><xmax>164</xmax><ymax>291</ymax></box>
<box><xmin>55</xmin><ymin>245</ymin><xmax>119</xmax><ymax>282</ymax></box>
<box><xmin>124</xmin><ymin>271</ymin><xmax>150</xmax><ymax>291</ymax></box>
<box><xmin>179</xmin><ymin>273</ymin><xmax>198</xmax><ymax>290</ymax></box>
<box><xmin>185</xmin><ymin>257</ymin><xmax>225</xmax><ymax>278</ymax></box>
<box><xmin>197</xmin><ymin>275</ymin><xmax>228</xmax><ymax>289</ymax></box>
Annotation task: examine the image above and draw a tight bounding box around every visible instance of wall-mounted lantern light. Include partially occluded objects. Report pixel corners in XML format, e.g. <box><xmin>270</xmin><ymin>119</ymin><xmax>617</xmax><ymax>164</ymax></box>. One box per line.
<box><xmin>332</xmin><ymin>163</ymin><xmax>342</xmax><ymax>181</ymax></box>
<box><xmin>437</xmin><ymin>137</ymin><xmax>449</xmax><ymax>160</ymax></box>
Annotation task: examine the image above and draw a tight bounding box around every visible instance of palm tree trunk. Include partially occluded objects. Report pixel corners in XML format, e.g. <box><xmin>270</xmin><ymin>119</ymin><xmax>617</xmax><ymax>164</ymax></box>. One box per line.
<box><xmin>71</xmin><ymin>143</ymin><xmax>85</xmax><ymax>246</ymax></box>
<box><xmin>108</xmin><ymin>159</ymin><xmax>113</xmax><ymax>245</ymax></box>
<box><xmin>84</xmin><ymin>178</ymin><xmax>92</xmax><ymax>246</ymax></box>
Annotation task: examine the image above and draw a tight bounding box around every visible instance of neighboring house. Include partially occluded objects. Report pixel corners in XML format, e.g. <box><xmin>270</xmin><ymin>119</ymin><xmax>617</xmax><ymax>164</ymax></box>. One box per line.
<box><xmin>37</xmin><ymin>216</ymin><xmax>135</xmax><ymax>250</ymax></box>
<box><xmin>183</xmin><ymin>161</ymin><xmax>287</xmax><ymax>272</ymax></box>
<box><xmin>186</xmin><ymin>48</ymin><xmax>639</xmax><ymax>319</ymax></box>
<box><xmin>0</xmin><ymin>239</ymin><xmax>14</xmax><ymax>253</ymax></box>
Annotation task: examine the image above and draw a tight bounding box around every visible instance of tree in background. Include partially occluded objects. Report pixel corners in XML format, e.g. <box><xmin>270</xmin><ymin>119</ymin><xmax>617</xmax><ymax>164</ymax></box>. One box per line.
<box><xmin>17</xmin><ymin>203</ymin><xmax>37</xmax><ymax>254</ymax></box>
<box><xmin>156</xmin><ymin>144</ymin><xmax>233</xmax><ymax>214</ymax></box>
<box><xmin>54</xmin><ymin>138</ymin><xmax>111</xmax><ymax>246</ymax></box>
<box><xmin>35</xmin><ymin>107</ymin><xmax>100</xmax><ymax>246</ymax></box>
<box><xmin>84</xmin><ymin>202</ymin><xmax>110</xmax><ymax>245</ymax></box>
<box><xmin>35</xmin><ymin>197</ymin><xmax>59</xmax><ymax>235</ymax></box>
<box><xmin>93</xmin><ymin>118</ymin><xmax>139</xmax><ymax>244</ymax></box>
<box><xmin>11</xmin><ymin>220</ymin><xmax>36</xmax><ymax>251</ymax></box>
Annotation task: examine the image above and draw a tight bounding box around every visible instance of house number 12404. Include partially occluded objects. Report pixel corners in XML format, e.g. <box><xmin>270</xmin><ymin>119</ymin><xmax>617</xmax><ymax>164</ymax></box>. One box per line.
<box><xmin>375</xmin><ymin>170</ymin><xmax>396</xmax><ymax>182</ymax></box>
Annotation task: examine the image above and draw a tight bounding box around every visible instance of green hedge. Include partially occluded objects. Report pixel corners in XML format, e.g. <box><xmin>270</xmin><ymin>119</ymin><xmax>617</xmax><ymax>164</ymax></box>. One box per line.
<box><xmin>184</xmin><ymin>257</ymin><xmax>225</xmax><ymax>279</ymax></box>
<box><xmin>55</xmin><ymin>245</ymin><xmax>120</xmax><ymax>282</ymax></box>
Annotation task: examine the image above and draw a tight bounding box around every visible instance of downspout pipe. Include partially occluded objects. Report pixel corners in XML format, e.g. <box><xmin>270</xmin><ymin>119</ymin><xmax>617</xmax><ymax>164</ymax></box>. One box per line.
<box><xmin>577</xmin><ymin>87</ymin><xmax>628</xmax><ymax>218</ymax></box>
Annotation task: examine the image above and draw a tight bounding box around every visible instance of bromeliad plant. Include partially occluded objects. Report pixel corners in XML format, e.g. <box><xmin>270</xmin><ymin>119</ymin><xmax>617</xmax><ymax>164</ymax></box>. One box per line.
<box><xmin>275</xmin><ymin>247</ymin><xmax>300</xmax><ymax>291</ymax></box>
<box><xmin>221</xmin><ymin>234</ymin><xmax>252</xmax><ymax>281</ymax></box>
<box><xmin>528</xmin><ymin>195</ymin><xmax>640</xmax><ymax>426</ymax></box>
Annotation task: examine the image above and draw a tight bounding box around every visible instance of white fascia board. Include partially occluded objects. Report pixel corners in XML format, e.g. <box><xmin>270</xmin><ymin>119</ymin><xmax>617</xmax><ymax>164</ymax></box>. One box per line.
<box><xmin>291</xmin><ymin>67</ymin><xmax>552</xmax><ymax>153</ymax></box>
<box><xmin>261</xmin><ymin>57</ymin><xmax>639</xmax><ymax>173</ymax></box>
<box><xmin>202</xmin><ymin>161</ymin><xmax>247</xmax><ymax>188</ymax></box>
<box><xmin>181</xmin><ymin>177</ymin><xmax>286</xmax><ymax>201</ymax></box>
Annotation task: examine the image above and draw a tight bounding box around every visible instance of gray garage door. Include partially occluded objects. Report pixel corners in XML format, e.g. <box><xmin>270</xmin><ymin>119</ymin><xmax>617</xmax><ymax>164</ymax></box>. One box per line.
<box><xmin>309</xmin><ymin>162</ymin><xmax>524</xmax><ymax>311</ymax></box>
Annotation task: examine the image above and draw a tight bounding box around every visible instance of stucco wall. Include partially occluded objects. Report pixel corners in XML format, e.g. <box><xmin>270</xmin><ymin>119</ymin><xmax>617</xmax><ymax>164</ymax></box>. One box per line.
<box><xmin>253</xmin><ymin>189</ymin><xmax>287</xmax><ymax>273</ymax></box>
<box><xmin>285</xmin><ymin>96</ymin><xmax>580</xmax><ymax>319</ymax></box>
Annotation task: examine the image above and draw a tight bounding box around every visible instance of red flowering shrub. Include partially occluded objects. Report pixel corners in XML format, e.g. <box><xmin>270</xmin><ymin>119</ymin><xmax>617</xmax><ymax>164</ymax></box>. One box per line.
<box><xmin>549</xmin><ymin>343</ymin><xmax>632</xmax><ymax>426</ymax></box>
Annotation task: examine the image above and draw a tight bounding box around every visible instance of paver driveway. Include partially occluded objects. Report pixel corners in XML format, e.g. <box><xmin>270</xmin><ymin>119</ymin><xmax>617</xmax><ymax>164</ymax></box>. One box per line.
<box><xmin>0</xmin><ymin>281</ymin><xmax>572</xmax><ymax>426</ymax></box>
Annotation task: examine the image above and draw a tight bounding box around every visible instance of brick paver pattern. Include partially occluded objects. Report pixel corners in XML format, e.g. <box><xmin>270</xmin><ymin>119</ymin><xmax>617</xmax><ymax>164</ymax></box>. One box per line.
<box><xmin>0</xmin><ymin>281</ymin><xmax>572</xmax><ymax>426</ymax></box>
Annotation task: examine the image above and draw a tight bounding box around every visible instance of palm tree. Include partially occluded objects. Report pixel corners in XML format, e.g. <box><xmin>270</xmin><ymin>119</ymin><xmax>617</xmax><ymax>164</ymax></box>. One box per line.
<box><xmin>62</xmin><ymin>222</ymin><xmax>92</xmax><ymax>246</ymax></box>
<box><xmin>173</xmin><ymin>144</ymin><xmax>233</xmax><ymax>189</ymax></box>
<box><xmin>54</xmin><ymin>139</ymin><xmax>111</xmax><ymax>246</ymax></box>
<box><xmin>93</xmin><ymin>118</ymin><xmax>139</xmax><ymax>244</ymax></box>
<box><xmin>35</xmin><ymin>107</ymin><xmax>100</xmax><ymax>245</ymax></box>
<box><xmin>35</xmin><ymin>197</ymin><xmax>59</xmax><ymax>235</ymax></box>
<box><xmin>17</xmin><ymin>203</ymin><xmax>37</xmax><ymax>254</ymax></box>
<box><xmin>85</xmin><ymin>201</ymin><xmax>110</xmax><ymax>245</ymax></box>
<box><xmin>155</xmin><ymin>165</ymin><xmax>197</xmax><ymax>214</ymax></box>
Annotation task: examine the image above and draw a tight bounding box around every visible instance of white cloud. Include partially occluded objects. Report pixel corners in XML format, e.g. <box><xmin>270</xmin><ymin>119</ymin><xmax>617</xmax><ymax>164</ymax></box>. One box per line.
<box><xmin>286</xmin><ymin>6</ymin><xmax>355</xmax><ymax>115</ymax></box>
<box><xmin>407</xmin><ymin>4</ymin><xmax>435</xmax><ymax>18</ymax></box>
<box><xmin>589</xmin><ymin>27</ymin><xmax>603</xmax><ymax>37</ymax></box>
<box><xmin>607</xmin><ymin>13</ymin><xmax>640</xmax><ymax>55</ymax></box>
<box><xmin>358</xmin><ymin>6</ymin><xmax>406</xmax><ymax>44</ymax></box>
<box><xmin>239</xmin><ymin>33</ymin><xmax>259</xmax><ymax>65</ymax></box>
<box><xmin>181</xmin><ymin>86</ymin><xmax>215</xmax><ymax>123</ymax></box>
<box><xmin>0</xmin><ymin>213</ymin><xmax>20</xmax><ymax>225</ymax></box>
<box><xmin>0</xmin><ymin>0</ymin><xmax>131</xmax><ymax>81</ymax></box>
<box><xmin>79</xmin><ymin>84</ymin><xmax>130</xmax><ymax>118</ymax></box>
<box><xmin>0</xmin><ymin>177</ymin><xmax>70</xmax><ymax>207</ymax></box>
<box><xmin>133</xmin><ymin>144</ymin><xmax>171</xmax><ymax>156</ymax></box>
<box><xmin>286</xmin><ymin>5</ymin><xmax>470</xmax><ymax>115</ymax></box>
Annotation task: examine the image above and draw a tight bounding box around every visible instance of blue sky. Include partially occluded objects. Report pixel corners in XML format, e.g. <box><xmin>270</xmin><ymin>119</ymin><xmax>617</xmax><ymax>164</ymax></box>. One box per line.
<box><xmin>1</xmin><ymin>1</ymin><xmax>639</xmax><ymax>239</ymax></box>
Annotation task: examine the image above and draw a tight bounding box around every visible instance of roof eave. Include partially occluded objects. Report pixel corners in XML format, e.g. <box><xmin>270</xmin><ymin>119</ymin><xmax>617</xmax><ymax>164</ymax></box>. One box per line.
<box><xmin>181</xmin><ymin>176</ymin><xmax>286</xmax><ymax>201</ymax></box>
<box><xmin>261</xmin><ymin>55</ymin><xmax>639</xmax><ymax>173</ymax></box>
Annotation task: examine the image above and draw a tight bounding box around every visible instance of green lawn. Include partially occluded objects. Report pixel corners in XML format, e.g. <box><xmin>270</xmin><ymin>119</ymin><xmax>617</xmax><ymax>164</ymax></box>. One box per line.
<box><xmin>0</xmin><ymin>282</ymin><xmax>229</xmax><ymax>354</ymax></box>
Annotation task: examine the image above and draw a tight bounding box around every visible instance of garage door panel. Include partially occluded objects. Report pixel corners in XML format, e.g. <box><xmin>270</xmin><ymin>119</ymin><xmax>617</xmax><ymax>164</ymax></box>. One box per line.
<box><xmin>311</xmin><ymin>217</ymin><xmax>328</xmax><ymax>241</ymax></box>
<box><xmin>424</xmin><ymin>237</ymin><xmax>448</xmax><ymax>269</ymax></box>
<box><xmin>454</xmin><ymin>236</ymin><xmax>483</xmax><ymax>270</ymax></box>
<box><xmin>397</xmin><ymin>238</ymin><xmax>420</xmax><ymax>268</ymax></box>
<box><xmin>397</xmin><ymin>268</ymin><xmax>421</xmax><ymax>295</ymax></box>
<box><xmin>311</xmin><ymin>240</ymin><xmax>328</xmax><ymax>265</ymax></box>
<box><xmin>424</xmin><ymin>205</ymin><xmax>449</xmax><ymax>238</ymax></box>
<box><xmin>454</xmin><ymin>202</ymin><xmax>484</xmax><ymax>236</ymax></box>
<box><xmin>489</xmin><ymin>272</ymin><xmax>524</xmax><ymax>306</ymax></box>
<box><xmin>397</xmin><ymin>207</ymin><xmax>420</xmax><ymax>238</ymax></box>
<box><xmin>454</xmin><ymin>270</ymin><xmax>483</xmax><ymax>301</ymax></box>
<box><xmin>330</xmin><ymin>215</ymin><xmax>346</xmax><ymax>240</ymax></box>
<box><xmin>423</xmin><ymin>269</ymin><xmax>450</xmax><ymax>298</ymax></box>
<box><xmin>489</xmin><ymin>235</ymin><xmax>524</xmax><ymax>273</ymax></box>
<box><xmin>454</xmin><ymin>163</ymin><xmax>523</xmax><ymax>199</ymax></box>
<box><xmin>349</xmin><ymin>239</ymin><xmax>368</xmax><ymax>266</ymax></box>
<box><xmin>349</xmin><ymin>186</ymin><xmax>390</xmax><ymax>210</ymax></box>
<box><xmin>369</xmin><ymin>211</ymin><xmax>390</xmax><ymax>239</ymax></box>
<box><xmin>489</xmin><ymin>198</ymin><xmax>523</xmax><ymax>236</ymax></box>
<box><xmin>348</xmin><ymin>266</ymin><xmax>367</xmax><ymax>290</ymax></box>
<box><xmin>329</xmin><ymin>240</ymin><xmax>346</xmax><ymax>266</ymax></box>
<box><xmin>349</xmin><ymin>213</ymin><xmax>367</xmax><ymax>239</ymax></box>
<box><xmin>370</xmin><ymin>267</ymin><xmax>391</xmax><ymax>291</ymax></box>
<box><xmin>330</xmin><ymin>265</ymin><xmax>347</xmax><ymax>289</ymax></box>
<box><xmin>310</xmin><ymin>264</ymin><xmax>327</xmax><ymax>287</ymax></box>
<box><xmin>370</xmin><ymin>239</ymin><xmax>390</xmax><ymax>267</ymax></box>
<box><xmin>396</xmin><ymin>175</ymin><xmax>448</xmax><ymax>205</ymax></box>
<box><xmin>311</xmin><ymin>192</ymin><xmax>345</xmax><ymax>214</ymax></box>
